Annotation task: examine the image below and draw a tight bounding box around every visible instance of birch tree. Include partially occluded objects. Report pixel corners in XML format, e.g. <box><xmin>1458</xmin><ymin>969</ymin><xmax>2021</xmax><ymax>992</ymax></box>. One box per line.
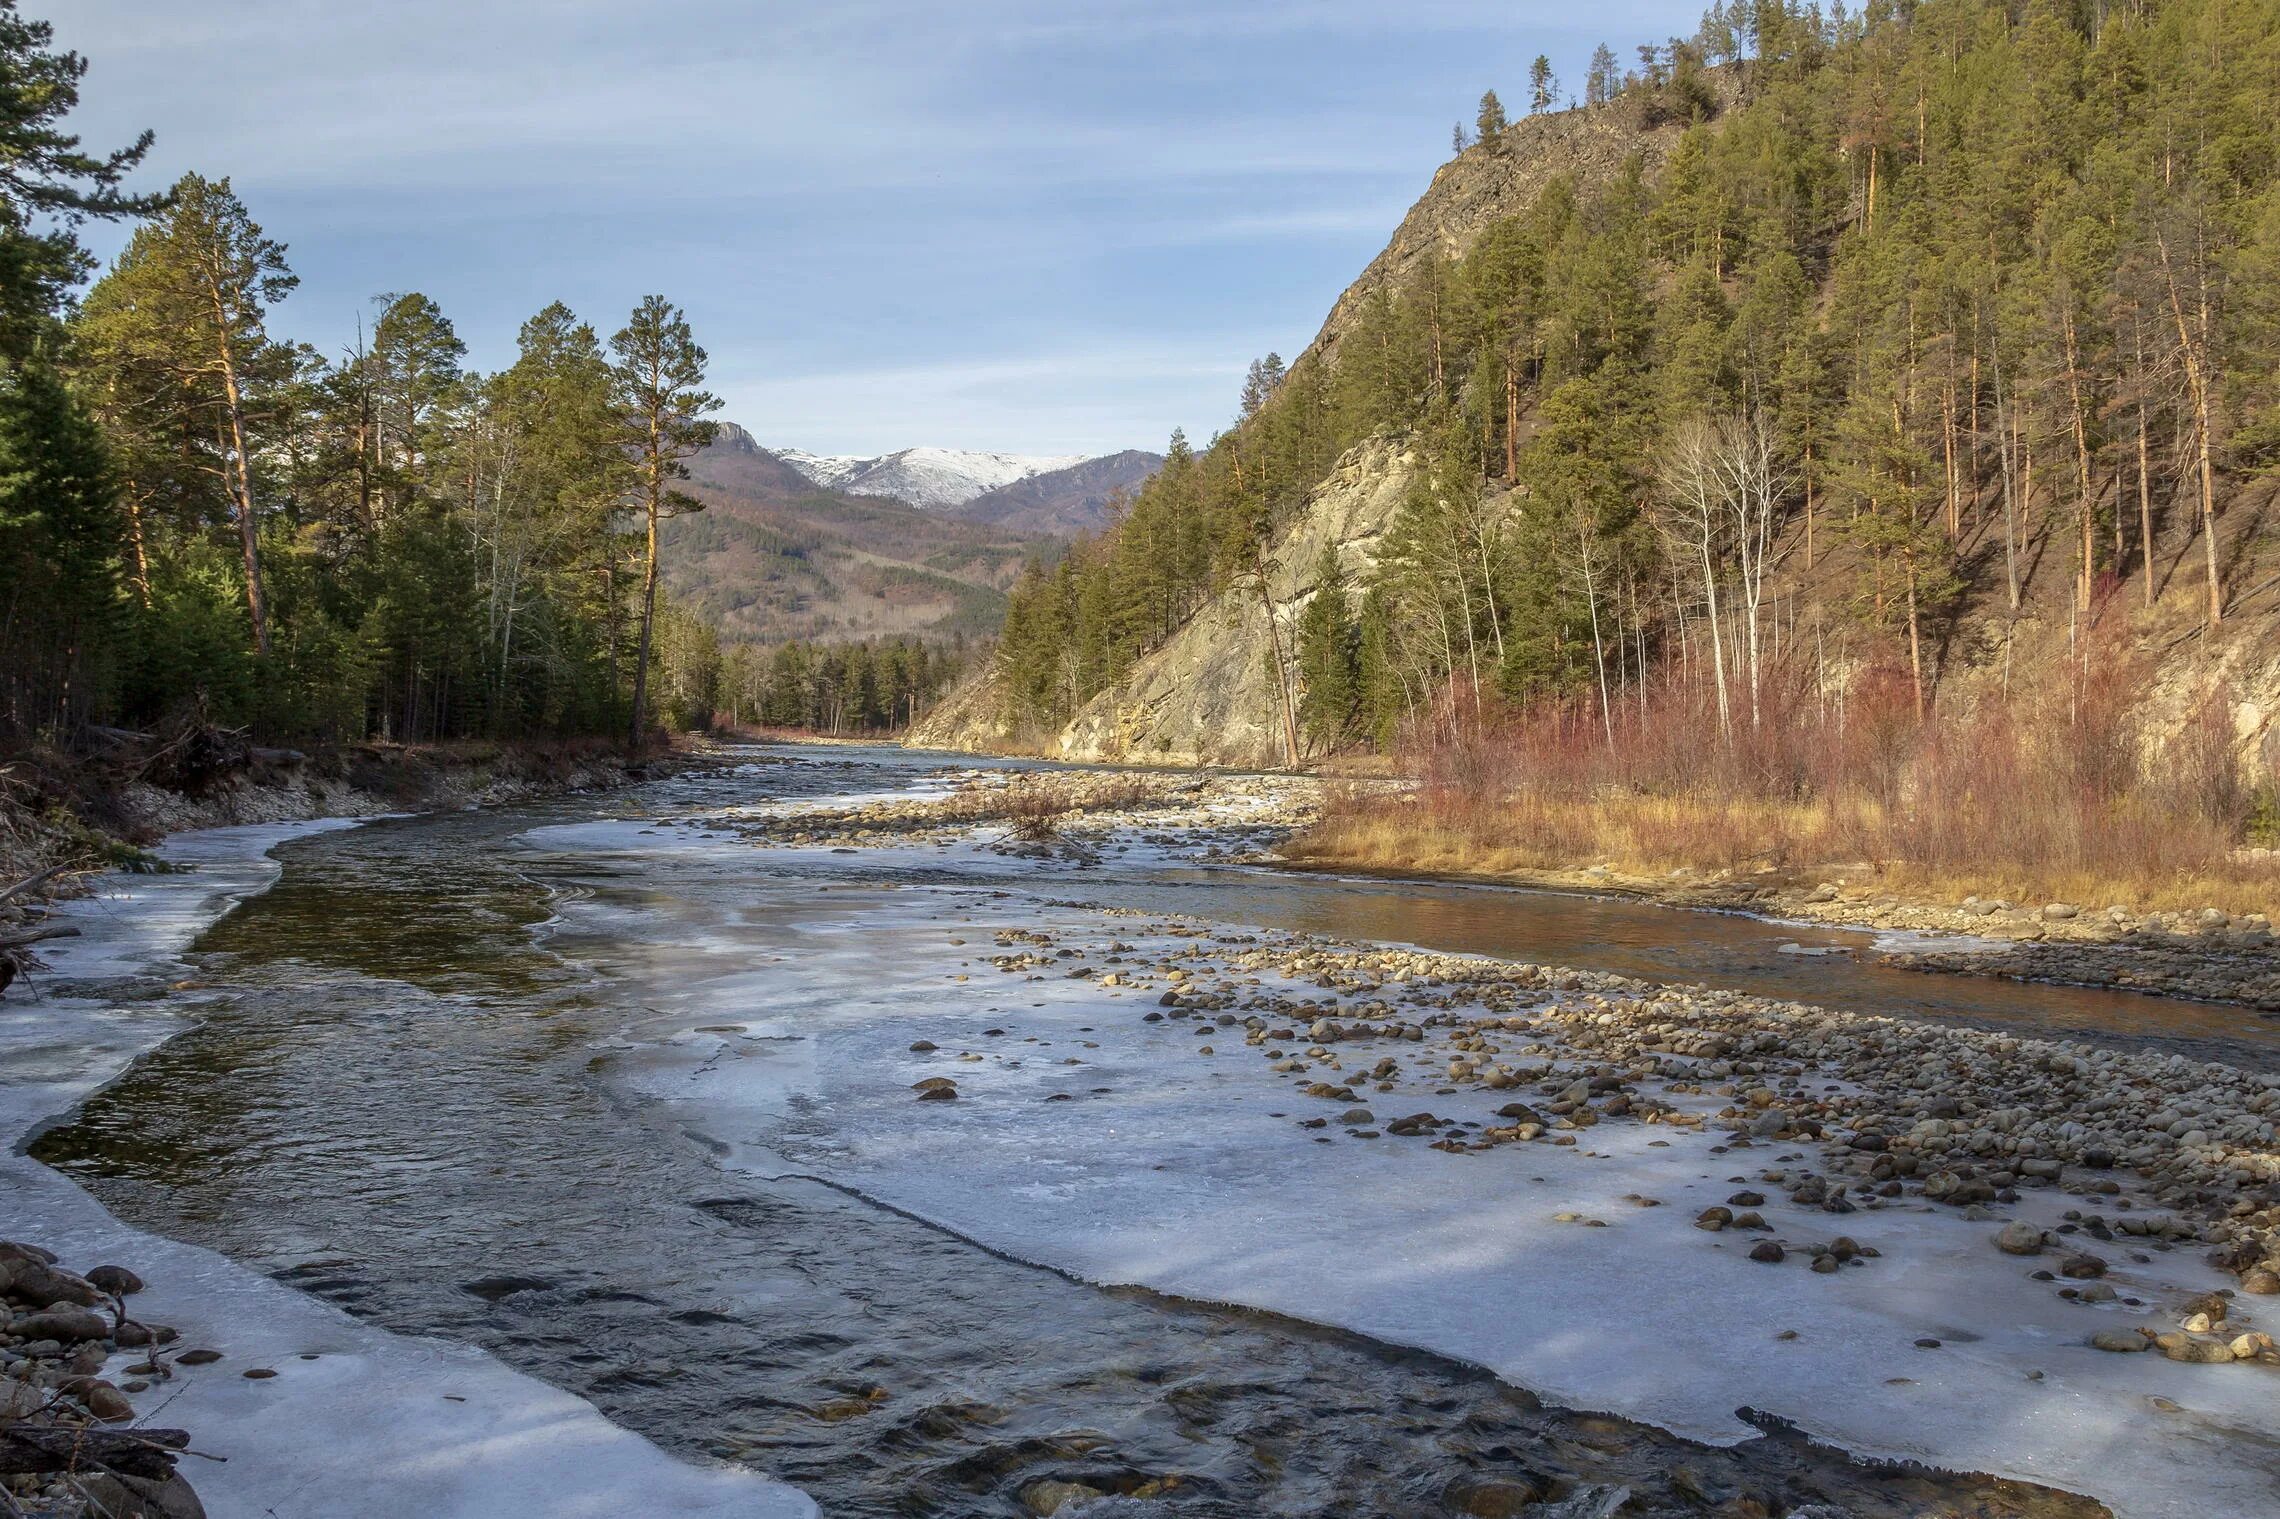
<box><xmin>1655</xmin><ymin>418</ymin><xmax>1732</xmax><ymax>737</ymax></box>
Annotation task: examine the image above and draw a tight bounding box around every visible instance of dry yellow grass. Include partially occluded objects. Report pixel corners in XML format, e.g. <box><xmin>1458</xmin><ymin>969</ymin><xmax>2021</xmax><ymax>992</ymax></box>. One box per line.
<box><xmin>1292</xmin><ymin>789</ymin><xmax>2280</xmax><ymax>919</ymax></box>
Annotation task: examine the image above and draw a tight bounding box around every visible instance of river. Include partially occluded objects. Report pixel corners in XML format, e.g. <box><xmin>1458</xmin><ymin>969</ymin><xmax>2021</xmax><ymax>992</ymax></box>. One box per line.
<box><xmin>29</xmin><ymin>745</ymin><xmax>2276</xmax><ymax>1517</ymax></box>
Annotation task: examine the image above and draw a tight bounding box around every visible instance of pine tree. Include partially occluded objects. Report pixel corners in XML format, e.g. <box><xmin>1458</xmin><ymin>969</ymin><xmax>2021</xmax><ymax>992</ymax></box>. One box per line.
<box><xmin>1586</xmin><ymin>44</ymin><xmax>1621</xmax><ymax>108</ymax></box>
<box><xmin>368</xmin><ymin>292</ymin><xmax>466</xmax><ymax>513</ymax></box>
<box><xmin>1295</xmin><ymin>546</ymin><xmax>1359</xmax><ymax>750</ymax></box>
<box><xmin>1476</xmin><ymin>90</ymin><xmax>1508</xmax><ymax>140</ymax></box>
<box><xmin>610</xmin><ymin>295</ymin><xmax>719</xmax><ymax>747</ymax></box>
<box><xmin>0</xmin><ymin>356</ymin><xmax>118</xmax><ymax>731</ymax></box>
<box><xmin>1529</xmin><ymin>56</ymin><xmax>1557</xmax><ymax>114</ymax></box>
<box><xmin>75</xmin><ymin>174</ymin><xmax>295</xmax><ymax>655</ymax></box>
<box><xmin>0</xmin><ymin>1</ymin><xmax>159</xmax><ymax>361</ymax></box>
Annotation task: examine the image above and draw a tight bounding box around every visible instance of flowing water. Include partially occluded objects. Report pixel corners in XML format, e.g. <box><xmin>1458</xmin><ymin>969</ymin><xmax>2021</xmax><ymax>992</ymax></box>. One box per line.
<box><xmin>33</xmin><ymin>745</ymin><xmax>2266</xmax><ymax>1517</ymax></box>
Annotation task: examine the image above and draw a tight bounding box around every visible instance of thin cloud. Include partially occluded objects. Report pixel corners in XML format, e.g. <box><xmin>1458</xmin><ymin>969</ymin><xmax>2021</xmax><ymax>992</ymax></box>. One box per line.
<box><xmin>51</xmin><ymin>0</ymin><xmax>1705</xmax><ymax>454</ymax></box>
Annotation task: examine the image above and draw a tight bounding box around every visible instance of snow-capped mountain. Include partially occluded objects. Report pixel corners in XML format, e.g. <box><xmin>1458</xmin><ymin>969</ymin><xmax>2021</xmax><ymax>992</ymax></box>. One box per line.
<box><xmin>774</xmin><ymin>445</ymin><xmax>1088</xmax><ymax>511</ymax></box>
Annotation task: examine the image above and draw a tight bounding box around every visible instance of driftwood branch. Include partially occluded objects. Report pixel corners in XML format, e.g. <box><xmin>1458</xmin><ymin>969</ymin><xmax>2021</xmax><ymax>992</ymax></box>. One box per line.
<box><xmin>0</xmin><ymin>1424</ymin><xmax>190</xmax><ymax>1480</ymax></box>
<box><xmin>0</xmin><ymin>867</ymin><xmax>70</xmax><ymax>907</ymax></box>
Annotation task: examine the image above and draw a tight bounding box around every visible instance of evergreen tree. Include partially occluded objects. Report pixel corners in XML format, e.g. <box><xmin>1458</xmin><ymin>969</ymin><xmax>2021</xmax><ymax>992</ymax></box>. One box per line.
<box><xmin>610</xmin><ymin>295</ymin><xmax>719</xmax><ymax>747</ymax></box>
<box><xmin>1476</xmin><ymin>90</ymin><xmax>1508</xmax><ymax>140</ymax></box>
<box><xmin>76</xmin><ymin>174</ymin><xmax>295</xmax><ymax>655</ymax></box>
<box><xmin>0</xmin><ymin>1</ymin><xmax>159</xmax><ymax>360</ymax></box>
<box><xmin>1528</xmin><ymin>56</ymin><xmax>1557</xmax><ymax>114</ymax></box>
<box><xmin>1586</xmin><ymin>44</ymin><xmax>1622</xmax><ymax>108</ymax></box>
<box><xmin>0</xmin><ymin>356</ymin><xmax>117</xmax><ymax>731</ymax></box>
<box><xmin>1295</xmin><ymin>546</ymin><xmax>1359</xmax><ymax>750</ymax></box>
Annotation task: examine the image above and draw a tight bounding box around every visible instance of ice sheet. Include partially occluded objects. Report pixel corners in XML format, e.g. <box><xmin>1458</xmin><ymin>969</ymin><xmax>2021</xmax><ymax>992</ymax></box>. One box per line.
<box><xmin>2</xmin><ymin>821</ymin><xmax>814</xmax><ymax>1519</ymax></box>
<box><xmin>560</xmin><ymin>867</ymin><xmax>2280</xmax><ymax>1519</ymax></box>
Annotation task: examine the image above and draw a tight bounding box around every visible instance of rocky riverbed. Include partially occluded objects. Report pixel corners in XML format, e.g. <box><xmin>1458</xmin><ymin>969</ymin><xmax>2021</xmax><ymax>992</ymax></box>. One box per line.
<box><xmin>670</xmin><ymin>760</ymin><xmax>2280</xmax><ymax>1514</ymax></box>
<box><xmin>991</xmin><ymin>924</ymin><xmax>2280</xmax><ymax>1359</ymax></box>
<box><xmin>20</xmin><ymin>746</ymin><xmax>2280</xmax><ymax>1518</ymax></box>
<box><xmin>711</xmin><ymin>764</ymin><xmax>1320</xmax><ymax>859</ymax></box>
<box><xmin>1</xmin><ymin>1241</ymin><xmax>203</xmax><ymax>1519</ymax></box>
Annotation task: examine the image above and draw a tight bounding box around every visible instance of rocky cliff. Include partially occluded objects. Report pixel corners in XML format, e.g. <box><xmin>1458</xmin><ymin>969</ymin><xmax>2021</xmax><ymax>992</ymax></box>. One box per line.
<box><xmin>909</xmin><ymin>438</ymin><xmax>1420</xmax><ymax>764</ymax></box>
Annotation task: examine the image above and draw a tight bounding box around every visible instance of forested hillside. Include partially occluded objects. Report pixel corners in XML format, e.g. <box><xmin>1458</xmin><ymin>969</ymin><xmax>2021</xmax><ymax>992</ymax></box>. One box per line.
<box><xmin>0</xmin><ymin>6</ymin><xmax>726</xmax><ymax>752</ymax></box>
<box><xmin>971</xmin><ymin>0</ymin><xmax>2280</xmax><ymax>785</ymax></box>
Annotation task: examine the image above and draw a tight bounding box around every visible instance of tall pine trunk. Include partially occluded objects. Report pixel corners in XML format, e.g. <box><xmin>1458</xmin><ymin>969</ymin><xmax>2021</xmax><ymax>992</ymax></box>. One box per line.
<box><xmin>629</xmin><ymin>498</ymin><xmax>660</xmax><ymax>749</ymax></box>
<box><xmin>208</xmin><ymin>274</ymin><xmax>270</xmax><ymax>655</ymax></box>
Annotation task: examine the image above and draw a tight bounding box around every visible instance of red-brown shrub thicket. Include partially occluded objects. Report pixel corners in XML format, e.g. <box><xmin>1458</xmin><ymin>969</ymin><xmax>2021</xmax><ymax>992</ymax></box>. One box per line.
<box><xmin>1313</xmin><ymin>632</ymin><xmax>2280</xmax><ymax>910</ymax></box>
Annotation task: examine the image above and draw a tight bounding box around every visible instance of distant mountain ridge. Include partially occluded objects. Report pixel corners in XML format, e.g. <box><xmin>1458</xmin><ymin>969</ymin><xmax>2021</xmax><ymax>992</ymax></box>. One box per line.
<box><xmin>699</xmin><ymin>423</ymin><xmax>1162</xmax><ymax>535</ymax></box>
<box><xmin>956</xmin><ymin>449</ymin><xmax>1165</xmax><ymax>535</ymax></box>
<box><xmin>665</xmin><ymin>424</ymin><xmax>1028</xmax><ymax>647</ymax></box>
<box><xmin>774</xmin><ymin>444</ymin><xmax>1087</xmax><ymax>510</ymax></box>
<box><xmin>663</xmin><ymin>424</ymin><xmax>1157</xmax><ymax>648</ymax></box>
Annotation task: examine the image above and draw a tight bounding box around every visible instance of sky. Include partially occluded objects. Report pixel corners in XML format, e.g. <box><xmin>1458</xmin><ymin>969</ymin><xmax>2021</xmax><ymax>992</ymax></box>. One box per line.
<box><xmin>53</xmin><ymin>1</ymin><xmax>1698</xmax><ymax>458</ymax></box>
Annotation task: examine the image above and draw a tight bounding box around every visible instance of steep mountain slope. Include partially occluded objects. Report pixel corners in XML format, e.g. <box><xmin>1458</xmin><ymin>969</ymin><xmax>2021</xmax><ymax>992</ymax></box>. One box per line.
<box><xmin>917</xmin><ymin>31</ymin><xmax>2280</xmax><ymax>771</ymax></box>
<box><xmin>953</xmin><ymin>449</ymin><xmax>1164</xmax><ymax>535</ymax></box>
<box><xmin>912</xmin><ymin>95</ymin><xmax>1696</xmax><ymax>762</ymax></box>
<box><xmin>1305</xmin><ymin>81</ymin><xmax>1729</xmax><ymax>368</ymax></box>
<box><xmin>694</xmin><ymin>423</ymin><xmax>826</xmax><ymax>500</ymax></box>
<box><xmin>776</xmin><ymin>445</ymin><xmax>1087</xmax><ymax>510</ymax></box>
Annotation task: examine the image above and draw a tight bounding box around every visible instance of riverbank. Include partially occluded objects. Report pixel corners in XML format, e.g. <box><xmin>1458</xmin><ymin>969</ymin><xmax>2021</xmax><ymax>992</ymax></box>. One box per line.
<box><xmin>1</xmin><ymin>1237</ymin><xmax>202</xmax><ymax>1517</ymax></box>
<box><xmin>727</xmin><ymin>765</ymin><xmax>1321</xmax><ymax>856</ymax></box>
<box><xmin>5</xmin><ymin>733</ymin><xmax>712</xmax><ymax>869</ymax></box>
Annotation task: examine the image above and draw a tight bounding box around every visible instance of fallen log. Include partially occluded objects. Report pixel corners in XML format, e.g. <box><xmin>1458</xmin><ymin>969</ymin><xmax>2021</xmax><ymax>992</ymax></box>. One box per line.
<box><xmin>0</xmin><ymin>925</ymin><xmax>79</xmax><ymax>951</ymax></box>
<box><xmin>0</xmin><ymin>1423</ymin><xmax>190</xmax><ymax>1480</ymax></box>
<box><xmin>0</xmin><ymin>867</ymin><xmax>69</xmax><ymax>907</ymax></box>
<box><xmin>0</xmin><ymin>923</ymin><xmax>79</xmax><ymax>995</ymax></box>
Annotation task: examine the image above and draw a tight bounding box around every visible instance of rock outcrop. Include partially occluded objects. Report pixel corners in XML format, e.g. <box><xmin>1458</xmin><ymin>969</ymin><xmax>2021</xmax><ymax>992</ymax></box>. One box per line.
<box><xmin>911</xmin><ymin>437</ymin><xmax>1420</xmax><ymax>766</ymax></box>
<box><xmin>1054</xmin><ymin>439</ymin><xmax>1419</xmax><ymax>766</ymax></box>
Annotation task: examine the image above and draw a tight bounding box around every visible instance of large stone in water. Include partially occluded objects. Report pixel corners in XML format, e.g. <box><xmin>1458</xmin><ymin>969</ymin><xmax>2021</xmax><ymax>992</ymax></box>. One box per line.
<box><xmin>1443</xmin><ymin>1473</ymin><xmax>1543</xmax><ymax>1517</ymax></box>
<box><xmin>84</xmin><ymin>1264</ymin><xmax>144</xmax><ymax>1297</ymax></box>
<box><xmin>12</xmin><ymin>1305</ymin><xmax>108</xmax><ymax>1342</ymax></box>
<box><xmin>79</xmin><ymin>1472</ymin><xmax>205</xmax><ymax>1519</ymax></box>
<box><xmin>1020</xmin><ymin>1480</ymin><xmax>1105</xmax><ymax>1516</ymax></box>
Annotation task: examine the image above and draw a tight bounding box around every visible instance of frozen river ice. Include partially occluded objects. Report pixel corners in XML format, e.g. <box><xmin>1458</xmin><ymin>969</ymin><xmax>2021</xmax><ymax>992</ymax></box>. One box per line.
<box><xmin>16</xmin><ymin>745</ymin><xmax>2279</xmax><ymax>1517</ymax></box>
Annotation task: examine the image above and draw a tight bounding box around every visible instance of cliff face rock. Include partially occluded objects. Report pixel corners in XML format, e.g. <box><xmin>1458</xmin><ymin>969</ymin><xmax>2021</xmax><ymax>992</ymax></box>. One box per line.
<box><xmin>1052</xmin><ymin>438</ymin><xmax>1417</xmax><ymax>767</ymax></box>
<box><xmin>905</xmin><ymin>663</ymin><xmax>1034</xmax><ymax>755</ymax></box>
